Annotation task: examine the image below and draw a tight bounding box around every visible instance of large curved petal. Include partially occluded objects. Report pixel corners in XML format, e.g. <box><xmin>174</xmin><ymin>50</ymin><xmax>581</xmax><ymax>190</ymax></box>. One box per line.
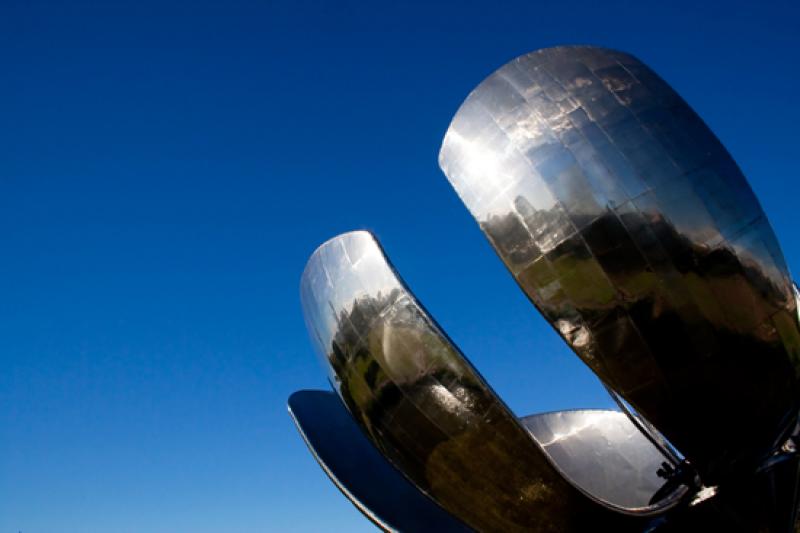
<box><xmin>438</xmin><ymin>46</ymin><xmax>800</xmax><ymax>482</ymax></box>
<box><xmin>299</xmin><ymin>230</ymin><xmax>665</xmax><ymax>532</ymax></box>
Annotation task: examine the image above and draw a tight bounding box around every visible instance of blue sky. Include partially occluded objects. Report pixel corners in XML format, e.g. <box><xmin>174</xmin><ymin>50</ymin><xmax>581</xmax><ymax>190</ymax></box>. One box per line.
<box><xmin>2</xmin><ymin>1</ymin><xmax>798</xmax><ymax>531</ymax></box>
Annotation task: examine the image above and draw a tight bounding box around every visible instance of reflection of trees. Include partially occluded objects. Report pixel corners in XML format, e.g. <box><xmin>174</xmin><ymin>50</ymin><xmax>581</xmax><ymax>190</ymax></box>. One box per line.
<box><xmin>481</xmin><ymin>194</ymin><xmax>800</xmax><ymax>481</ymax></box>
<box><xmin>327</xmin><ymin>285</ymin><xmax>503</xmax><ymax>434</ymax></box>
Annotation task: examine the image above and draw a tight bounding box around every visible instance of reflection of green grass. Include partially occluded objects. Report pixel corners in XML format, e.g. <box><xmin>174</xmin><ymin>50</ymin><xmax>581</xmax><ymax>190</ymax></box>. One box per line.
<box><xmin>520</xmin><ymin>254</ymin><xmax>617</xmax><ymax>312</ymax></box>
<box><xmin>617</xmin><ymin>270</ymin><xmax>658</xmax><ymax>299</ymax></box>
<box><xmin>558</xmin><ymin>259</ymin><xmax>616</xmax><ymax>308</ymax></box>
<box><xmin>524</xmin><ymin>248</ymin><xmax>785</xmax><ymax>340</ymax></box>
<box><xmin>683</xmin><ymin>273</ymin><xmax>730</xmax><ymax>327</ymax></box>
<box><xmin>344</xmin><ymin>354</ymin><xmax>373</xmax><ymax>407</ymax></box>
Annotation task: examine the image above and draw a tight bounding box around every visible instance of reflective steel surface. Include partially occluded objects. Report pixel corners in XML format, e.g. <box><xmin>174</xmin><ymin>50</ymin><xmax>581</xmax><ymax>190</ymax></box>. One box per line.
<box><xmin>300</xmin><ymin>230</ymin><xmax>670</xmax><ymax>532</ymax></box>
<box><xmin>439</xmin><ymin>46</ymin><xmax>800</xmax><ymax>482</ymax></box>
<box><xmin>288</xmin><ymin>390</ymin><xmax>472</xmax><ymax>532</ymax></box>
<box><xmin>520</xmin><ymin>409</ymin><xmax>686</xmax><ymax>510</ymax></box>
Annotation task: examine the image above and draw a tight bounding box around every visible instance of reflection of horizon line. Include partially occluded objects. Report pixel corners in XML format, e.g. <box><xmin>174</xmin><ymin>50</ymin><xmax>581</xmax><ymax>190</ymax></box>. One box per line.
<box><xmin>482</xmin><ymin>196</ymin><xmax>784</xmax><ymax>297</ymax></box>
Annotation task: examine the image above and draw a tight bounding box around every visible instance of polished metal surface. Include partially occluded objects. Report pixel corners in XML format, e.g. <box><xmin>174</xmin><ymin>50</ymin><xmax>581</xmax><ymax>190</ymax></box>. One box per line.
<box><xmin>605</xmin><ymin>385</ymin><xmax>683</xmax><ymax>466</ymax></box>
<box><xmin>288</xmin><ymin>390</ymin><xmax>472</xmax><ymax>532</ymax></box>
<box><xmin>520</xmin><ymin>409</ymin><xmax>686</xmax><ymax>510</ymax></box>
<box><xmin>300</xmin><ymin>230</ymin><xmax>679</xmax><ymax>532</ymax></box>
<box><xmin>439</xmin><ymin>46</ymin><xmax>800</xmax><ymax>483</ymax></box>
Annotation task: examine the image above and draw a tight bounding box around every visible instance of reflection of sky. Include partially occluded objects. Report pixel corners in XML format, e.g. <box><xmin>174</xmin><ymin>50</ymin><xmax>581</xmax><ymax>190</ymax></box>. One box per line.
<box><xmin>533</xmin><ymin>410</ymin><xmax>622</xmax><ymax>447</ymax></box>
<box><xmin>523</xmin><ymin>410</ymin><xmax>669</xmax><ymax>509</ymax></box>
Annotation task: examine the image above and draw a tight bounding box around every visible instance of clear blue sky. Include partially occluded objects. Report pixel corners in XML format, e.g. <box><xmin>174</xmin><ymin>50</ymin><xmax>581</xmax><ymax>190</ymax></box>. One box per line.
<box><xmin>1</xmin><ymin>1</ymin><xmax>798</xmax><ymax>531</ymax></box>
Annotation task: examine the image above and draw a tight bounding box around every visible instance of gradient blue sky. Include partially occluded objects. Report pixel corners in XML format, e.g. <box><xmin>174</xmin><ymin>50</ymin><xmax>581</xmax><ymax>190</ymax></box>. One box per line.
<box><xmin>2</xmin><ymin>1</ymin><xmax>798</xmax><ymax>531</ymax></box>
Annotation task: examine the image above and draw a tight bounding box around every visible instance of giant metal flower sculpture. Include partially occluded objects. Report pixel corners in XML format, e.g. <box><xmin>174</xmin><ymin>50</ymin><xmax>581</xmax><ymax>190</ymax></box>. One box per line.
<box><xmin>288</xmin><ymin>46</ymin><xmax>800</xmax><ymax>532</ymax></box>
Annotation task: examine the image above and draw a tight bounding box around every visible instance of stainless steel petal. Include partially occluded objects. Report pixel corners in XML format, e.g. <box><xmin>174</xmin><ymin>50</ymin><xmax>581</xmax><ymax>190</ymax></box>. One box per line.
<box><xmin>520</xmin><ymin>409</ymin><xmax>687</xmax><ymax>510</ymax></box>
<box><xmin>438</xmin><ymin>46</ymin><xmax>800</xmax><ymax>483</ymax></box>
<box><xmin>288</xmin><ymin>390</ymin><xmax>472</xmax><ymax>532</ymax></box>
<box><xmin>300</xmin><ymin>230</ymin><xmax>667</xmax><ymax>532</ymax></box>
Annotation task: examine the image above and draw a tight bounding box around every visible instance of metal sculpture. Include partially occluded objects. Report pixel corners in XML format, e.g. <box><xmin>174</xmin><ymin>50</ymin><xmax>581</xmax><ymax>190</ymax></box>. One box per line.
<box><xmin>289</xmin><ymin>46</ymin><xmax>800</xmax><ymax>532</ymax></box>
